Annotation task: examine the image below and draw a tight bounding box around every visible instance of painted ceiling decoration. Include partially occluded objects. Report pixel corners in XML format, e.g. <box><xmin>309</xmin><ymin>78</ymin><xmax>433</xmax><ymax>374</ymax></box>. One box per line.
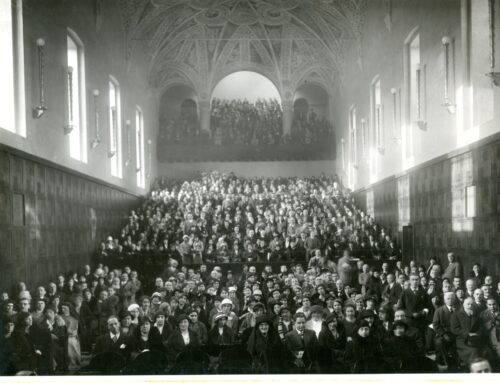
<box><xmin>121</xmin><ymin>0</ymin><xmax>367</xmax><ymax>98</ymax></box>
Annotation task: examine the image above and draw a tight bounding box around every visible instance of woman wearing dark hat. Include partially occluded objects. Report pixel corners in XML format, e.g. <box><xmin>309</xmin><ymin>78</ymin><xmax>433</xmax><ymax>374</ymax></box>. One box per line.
<box><xmin>246</xmin><ymin>315</ymin><xmax>283</xmax><ymax>373</ymax></box>
<box><xmin>381</xmin><ymin>320</ymin><xmax>421</xmax><ymax>372</ymax></box>
<box><xmin>344</xmin><ymin>319</ymin><xmax>383</xmax><ymax>373</ymax></box>
<box><xmin>165</xmin><ymin>313</ymin><xmax>200</xmax><ymax>363</ymax></box>
<box><xmin>9</xmin><ymin>312</ymin><xmax>41</xmax><ymax>372</ymax></box>
<box><xmin>127</xmin><ymin>315</ymin><xmax>164</xmax><ymax>360</ymax></box>
<box><xmin>318</xmin><ymin>313</ymin><xmax>348</xmax><ymax>373</ymax></box>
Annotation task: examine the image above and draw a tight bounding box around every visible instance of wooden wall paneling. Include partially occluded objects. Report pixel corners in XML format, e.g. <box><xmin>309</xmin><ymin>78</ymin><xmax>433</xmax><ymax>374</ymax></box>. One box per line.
<box><xmin>0</xmin><ymin>228</ymin><xmax>11</xmax><ymax>267</ymax></box>
<box><xmin>10</xmin><ymin>155</ymin><xmax>23</xmax><ymax>191</ymax></box>
<box><xmin>25</xmin><ymin>160</ymin><xmax>35</xmax><ymax>194</ymax></box>
<box><xmin>46</xmin><ymin>168</ymin><xmax>55</xmax><ymax>198</ymax></box>
<box><xmin>35</xmin><ymin>163</ymin><xmax>45</xmax><ymax>196</ymax></box>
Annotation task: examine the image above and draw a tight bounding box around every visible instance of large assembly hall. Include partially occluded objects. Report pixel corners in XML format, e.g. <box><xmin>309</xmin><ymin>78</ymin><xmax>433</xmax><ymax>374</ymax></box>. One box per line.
<box><xmin>0</xmin><ymin>0</ymin><xmax>500</xmax><ymax>377</ymax></box>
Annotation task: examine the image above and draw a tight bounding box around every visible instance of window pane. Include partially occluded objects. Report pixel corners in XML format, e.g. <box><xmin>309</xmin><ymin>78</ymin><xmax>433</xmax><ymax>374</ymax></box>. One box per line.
<box><xmin>67</xmin><ymin>35</ymin><xmax>81</xmax><ymax>161</ymax></box>
<box><xmin>0</xmin><ymin>2</ymin><xmax>15</xmax><ymax>133</ymax></box>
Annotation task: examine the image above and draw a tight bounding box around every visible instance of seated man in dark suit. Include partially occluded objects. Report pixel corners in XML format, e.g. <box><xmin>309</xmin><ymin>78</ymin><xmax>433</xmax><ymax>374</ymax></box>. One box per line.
<box><xmin>382</xmin><ymin>273</ymin><xmax>403</xmax><ymax>306</ymax></box>
<box><xmin>433</xmin><ymin>292</ymin><xmax>459</xmax><ymax>366</ymax></box>
<box><xmin>450</xmin><ymin>297</ymin><xmax>484</xmax><ymax>366</ymax></box>
<box><xmin>93</xmin><ymin>315</ymin><xmax>128</xmax><ymax>358</ymax></box>
<box><xmin>284</xmin><ymin>312</ymin><xmax>319</xmax><ymax>373</ymax></box>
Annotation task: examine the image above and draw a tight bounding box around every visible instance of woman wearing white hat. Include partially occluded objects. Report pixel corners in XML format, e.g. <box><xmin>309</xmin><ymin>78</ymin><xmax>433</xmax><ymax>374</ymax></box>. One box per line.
<box><xmin>211</xmin><ymin>298</ymin><xmax>239</xmax><ymax>333</ymax></box>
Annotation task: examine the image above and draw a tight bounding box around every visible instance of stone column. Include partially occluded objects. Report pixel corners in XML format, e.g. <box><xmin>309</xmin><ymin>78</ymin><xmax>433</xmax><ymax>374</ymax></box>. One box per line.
<box><xmin>282</xmin><ymin>100</ymin><xmax>294</xmax><ymax>136</ymax></box>
<box><xmin>198</xmin><ymin>99</ymin><xmax>211</xmax><ymax>136</ymax></box>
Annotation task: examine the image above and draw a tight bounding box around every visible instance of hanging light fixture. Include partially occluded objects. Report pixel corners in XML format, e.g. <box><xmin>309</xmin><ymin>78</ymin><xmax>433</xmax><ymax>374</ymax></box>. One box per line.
<box><xmin>441</xmin><ymin>36</ymin><xmax>456</xmax><ymax>113</ymax></box>
<box><xmin>486</xmin><ymin>0</ymin><xmax>500</xmax><ymax>85</ymax></box>
<box><xmin>90</xmin><ymin>89</ymin><xmax>101</xmax><ymax>149</ymax></box>
<box><xmin>33</xmin><ymin>38</ymin><xmax>48</xmax><ymax>119</ymax></box>
<box><xmin>64</xmin><ymin>66</ymin><xmax>74</xmax><ymax>134</ymax></box>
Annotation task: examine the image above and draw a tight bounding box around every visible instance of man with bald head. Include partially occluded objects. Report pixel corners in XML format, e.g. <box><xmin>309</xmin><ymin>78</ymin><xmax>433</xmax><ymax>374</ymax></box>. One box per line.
<box><xmin>450</xmin><ymin>297</ymin><xmax>484</xmax><ymax>365</ymax></box>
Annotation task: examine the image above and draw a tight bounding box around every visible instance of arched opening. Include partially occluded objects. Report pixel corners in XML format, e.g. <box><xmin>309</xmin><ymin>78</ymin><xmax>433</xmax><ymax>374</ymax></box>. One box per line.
<box><xmin>181</xmin><ymin>99</ymin><xmax>197</xmax><ymax>114</ymax></box>
<box><xmin>292</xmin><ymin>83</ymin><xmax>333</xmax><ymax>145</ymax></box>
<box><xmin>211</xmin><ymin>71</ymin><xmax>281</xmax><ymax>103</ymax></box>
<box><xmin>294</xmin><ymin>98</ymin><xmax>309</xmax><ymax>119</ymax></box>
<box><xmin>210</xmin><ymin>71</ymin><xmax>282</xmax><ymax>146</ymax></box>
<box><xmin>159</xmin><ymin>85</ymin><xmax>199</xmax><ymax>144</ymax></box>
<box><xmin>294</xmin><ymin>82</ymin><xmax>329</xmax><ymax>120</ymax></box>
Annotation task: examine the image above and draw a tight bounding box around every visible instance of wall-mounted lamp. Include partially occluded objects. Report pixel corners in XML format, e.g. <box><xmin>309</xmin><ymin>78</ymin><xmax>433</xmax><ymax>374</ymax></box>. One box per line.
<box><xmin>64</xmin><ymin>66</ymin><xmax>74</xmax><ymax>135</ymax></box>
<box><xmin>390</xmin><ymin>88</ymin><xmax>401</xmax><ymax>144</ymax></box>
<box><xmin>90</xmin><ymin>89</ymin><xmax>100</xmax><ymax>149</ymax></box>
<box><xmin>146</xmin><ymin>139</ymin><xmax>152</xmax><ymax>179</ymax></box>
<box><xmin>486</xmin><ymin>0</ymin><xmax>500</xmax><ymax>86</ymax></box>
<box><xmin>33</xmin><ymin>38</ymin><xmax>48</xmax><ymax>119</ymax></box>
<box><xmin>414</xmin><ymin>64</ymin><xmax>427</xmax><ymax>130</ymax></box>
<box><xmin>108</xmin><ymin>106</ymin><xmax>117</xmax><ymax>158</ymax></box>
<box><xmin>441</xmin><ymin>36</ymin><xmax>456</xmax><ymax>113</ymax></box>
<box><xmin>124</xmin><ymin>120</ymin><xmax>132</xmax><ymax>167</ymax></box>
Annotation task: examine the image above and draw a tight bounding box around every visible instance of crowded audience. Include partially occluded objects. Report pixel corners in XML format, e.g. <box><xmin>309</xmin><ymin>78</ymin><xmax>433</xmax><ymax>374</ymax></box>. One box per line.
<box><xmin>159</xmin><ymin>98</ymin><xmax>334</xmax><ymax>146</ymax></box>
<box><xmin>1</xmin><ymin>172</ymin><xmax>499</xmax><ymax>375</ymax></box>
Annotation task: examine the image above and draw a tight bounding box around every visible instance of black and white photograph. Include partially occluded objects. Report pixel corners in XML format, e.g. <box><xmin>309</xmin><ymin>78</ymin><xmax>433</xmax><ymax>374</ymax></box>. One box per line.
<box><xmin>0</xmin><ymin>0</ymin><xmax>499</xmax><ymax>380</ymax></box>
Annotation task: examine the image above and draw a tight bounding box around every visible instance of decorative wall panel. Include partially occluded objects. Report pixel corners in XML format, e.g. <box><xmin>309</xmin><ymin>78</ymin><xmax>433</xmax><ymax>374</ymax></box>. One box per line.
<box><xmin>355</xmin><ymin>135</ymin><xmax>500</xmax><ymax>277</ymax></box>
<box><xmin>0</xmin><ymin>147</ymin><xmax>140</xmax><ymax>293</ymax></box>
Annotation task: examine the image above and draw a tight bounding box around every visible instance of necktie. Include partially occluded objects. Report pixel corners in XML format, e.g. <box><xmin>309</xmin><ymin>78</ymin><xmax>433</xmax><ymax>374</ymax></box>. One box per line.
<box><xmin>112</xmin><ymin>335</ymin><xmax>118</xmax><ymax>343</ymax></box>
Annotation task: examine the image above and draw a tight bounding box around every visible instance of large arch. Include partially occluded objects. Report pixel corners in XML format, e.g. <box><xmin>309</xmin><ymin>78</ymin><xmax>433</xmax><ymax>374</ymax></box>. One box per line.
<box><xmin>211</xmin><ymin>70</ymin><xmax>282</xmax><ymax>103</ymax></box>
<box><xmin>210</xmin><ymin>62</ymin><xmax>283</xmax><ymax>102</ymax></box>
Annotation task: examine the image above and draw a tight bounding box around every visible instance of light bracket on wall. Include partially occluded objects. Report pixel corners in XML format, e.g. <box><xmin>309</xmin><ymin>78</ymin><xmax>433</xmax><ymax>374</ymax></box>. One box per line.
<box><xmin>91</xmin><ymin>89</ymin><xmax>101</xmax><ymax>149</ymax></box>
<box><xmin>413</xmin><ymin>120</ymin><xmax>427</xmax><ymax>131</ymax></box>
<box><xmin>64</xmin><ymin>124</ymin><xmax>74</xmax><ymax>135</ymax></box>
<box><xmin>33</xmin><ymin>38</ymin><xmax>48</xmax><ymax>119</ymax></box>
<box><xmin>486</xmin><ymin>72</ymin><xmax>500</xmax><ymax>86</ymax></box>
<box><xmin>442</xmin><ymin>100</ymin><xmax>457</xmax><ymax>115</ymax></box>
<box><xmin>486</xmin><ymin>0</ymin><xmax>500</xmax><ymax>86</ymax></box>
<box><xmin>441</xmin><ymin>37</ymin><xmax>457</xmax><ymax>114</ymax></box>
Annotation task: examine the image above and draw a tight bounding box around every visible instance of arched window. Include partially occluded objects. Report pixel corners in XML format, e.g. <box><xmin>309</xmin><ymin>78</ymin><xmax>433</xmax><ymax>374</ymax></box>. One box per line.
<box><xmin>67</xmin><ymin>29</ymin><xmax>87</xmax><ymax>162</ymax></box>
<box><xmin>0</xmin><ymin>0</ymin><xmax>25</xmax><ymax>136</ymax></box>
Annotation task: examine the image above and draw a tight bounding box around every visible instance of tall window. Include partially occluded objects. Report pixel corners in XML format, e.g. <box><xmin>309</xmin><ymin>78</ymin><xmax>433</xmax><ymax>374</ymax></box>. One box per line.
<box><xmin>109</xmin><ymin>77</ymin><xmax>122</xmax><ymax>178</ymax></box>
<box><xmin>405</xmin><ymin>31</ymin><xmax>420</xmax><ymax>159</ymax></box>
<box><xmin>0</xmin><ymin>0</ymin><xmax>25</xmax><ymax>136</ymax></box>
<box><xmin>67</xmin><ymin>30</ymin><xmax>87</xmax><ymax>162</ymax></box>
<box><xmin>135</xmin><ymin>107</ymin><xmax>145</xmax><ymax>189</ymax></box>
<box><xmin>371</xmin><ymin>76</ymin><xmax>383</xmax><ymax>150</ymax></box>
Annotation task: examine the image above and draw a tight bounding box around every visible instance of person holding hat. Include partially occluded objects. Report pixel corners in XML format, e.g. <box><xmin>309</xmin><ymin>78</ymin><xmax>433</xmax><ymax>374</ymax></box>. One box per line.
<box><xmin>127</xmin><ymin>315</ymin><xmax>163</xmax><ymax>360</ymax></box>
<box><xmin>239</xmin><ymin>302</ymin><xmax>266</xmax><ymax>344</ymax></box>
<box><xmin>318</xmin><ymin>313</ymin><xmax>348</xmax><ymax>373</ymax></box>
<box><xmin>165</xmin><ymin>313</ymin><xmax>200</xmax><ymax>363</ymax></box>
<box><xmin>247</xmin><ymin>315</ymin><xmax>283</xmax><ymax>373</ymax></box>
<box><xmin>344</xmin><ymin>319</ymin><xmax>383</xmax><ymax>373</ymax></box>
<box><xmin>284</xmin><ymin>312</ymin><xmax>319</xmax><ymax>373</ymax></box>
